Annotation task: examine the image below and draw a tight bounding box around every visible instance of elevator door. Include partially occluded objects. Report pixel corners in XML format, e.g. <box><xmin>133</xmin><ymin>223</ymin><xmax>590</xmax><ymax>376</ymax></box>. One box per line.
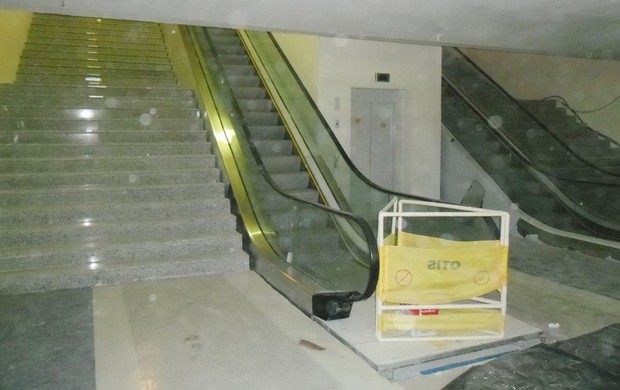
<box><xmin>351</xmin><ymin>89</ymin><xmax>401</xmax><ymax>190</ymax></box>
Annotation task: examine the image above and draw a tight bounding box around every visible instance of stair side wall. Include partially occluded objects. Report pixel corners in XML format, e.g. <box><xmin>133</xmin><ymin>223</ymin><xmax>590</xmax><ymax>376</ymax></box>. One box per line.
<box><xmin>0</xmin><ymin>10</ymin><xmax>32</xmax><ymax>83</ymax></box>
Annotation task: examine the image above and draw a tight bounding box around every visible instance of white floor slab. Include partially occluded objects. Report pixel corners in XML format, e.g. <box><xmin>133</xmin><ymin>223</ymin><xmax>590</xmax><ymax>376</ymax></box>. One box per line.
<box><xmin>91</xmin><ymin>268</ymin><xmax>618</xmax><ymax>389</ymax></box>
<box><xmin>93</xmin><ymin>272</ymin><xmax>405</xmax><ymax>390</ymax></box>
<box><xmin>317</xmin><ymin>293</ymin><xmax>541</xmax><ymax>381</ymax></box>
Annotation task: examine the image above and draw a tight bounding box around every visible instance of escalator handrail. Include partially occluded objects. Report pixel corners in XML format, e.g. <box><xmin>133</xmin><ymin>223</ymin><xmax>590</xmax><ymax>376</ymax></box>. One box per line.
<box><xmin>447</xmin><ymin>47</ymin><xmax>620</xmax><ymax>182</ymax></box>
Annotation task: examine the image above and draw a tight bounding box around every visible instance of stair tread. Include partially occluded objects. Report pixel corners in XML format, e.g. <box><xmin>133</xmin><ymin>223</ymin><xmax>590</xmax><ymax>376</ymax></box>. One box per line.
<box><xmin>0</xmin><ymin>213</ymin><xmax>234</xmax><ymax>234</ymax></box>
<box><xmin>0</xmin><ymin>248</ymin><xmax>248</xmax><ymax>275</ymax></box>
<box><xmin>1</xmin><ymin>196</ymin><xmax>228</xmax><ymax>219</ymax></box>
<box><xmin>0</xmin><ymin>230</ymin><xmax>241</xmax><ymax>259</ymax></box>
<box><xmin>0</xmin><ymin>181</ymin><xmax>222</xmax><ymax>195</ymax></box>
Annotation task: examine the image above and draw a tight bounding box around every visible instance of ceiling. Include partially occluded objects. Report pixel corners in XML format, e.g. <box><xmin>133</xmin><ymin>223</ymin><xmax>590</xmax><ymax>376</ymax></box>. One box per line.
<box><xmin>2</xmin><ymin>0</ymin><xmax>620</xmax><ymax>60</ymax></box>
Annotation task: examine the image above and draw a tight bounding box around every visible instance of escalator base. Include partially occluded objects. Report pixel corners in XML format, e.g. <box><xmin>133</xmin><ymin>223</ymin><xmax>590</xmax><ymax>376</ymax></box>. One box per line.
<box><xmin>314</xmin><ymin>297</ymin><xmax>541</xmax><ymax>382</ymax></box>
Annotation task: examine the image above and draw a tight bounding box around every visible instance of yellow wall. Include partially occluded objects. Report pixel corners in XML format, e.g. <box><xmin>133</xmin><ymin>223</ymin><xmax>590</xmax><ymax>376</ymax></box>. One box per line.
<box><xmin>461</xmin><ymin>48</ymin><xmax>620</xmax><ymax>142</ymax></box>
<box><xmin>273</xmin><ymin>32</ymin><xmax>442</xmax><ymax>198</ymax></box>
<box><xmin>0</xmin><ymin>10</ymin><xmax>32</xmax><ymax>84</ymax></box>
<box><xmin>272</xmin><ymin>32</ymin><xmax>319</xmax><ymax>100</ymax></box>
<box><xmin>160</xmin><ymin>24</ymin><xmax>197</xmax><ymax>90</ymax></box>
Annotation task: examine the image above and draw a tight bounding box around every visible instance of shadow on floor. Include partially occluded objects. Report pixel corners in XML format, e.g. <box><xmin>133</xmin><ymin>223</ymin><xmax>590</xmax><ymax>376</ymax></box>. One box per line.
<box><xmin>444</xmin><ymin>323</ymin><xmax>620</xmax><ymax>389</ymax></box>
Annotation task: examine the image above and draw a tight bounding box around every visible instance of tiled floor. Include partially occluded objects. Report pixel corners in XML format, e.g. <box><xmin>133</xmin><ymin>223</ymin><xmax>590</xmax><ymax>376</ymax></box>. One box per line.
<box><xmin>1</xmin><ymin>235</ymin><xmax>619</xmax><ymax>389</ymax></box>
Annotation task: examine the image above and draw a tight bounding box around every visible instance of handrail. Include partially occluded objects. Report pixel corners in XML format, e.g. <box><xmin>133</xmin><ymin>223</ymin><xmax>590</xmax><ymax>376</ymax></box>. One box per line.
<box><xmin>447</xmin><ymin>47</ymin><xmax>620</xmax><ymax>182</ymax></box>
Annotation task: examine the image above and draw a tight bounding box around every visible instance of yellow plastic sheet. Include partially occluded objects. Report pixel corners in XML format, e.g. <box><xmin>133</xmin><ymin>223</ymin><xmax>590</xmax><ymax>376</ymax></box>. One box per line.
<box><xmin>378</xmin><ymin>232</ymin><xmax>508</xmax><ymax>304</ymax></box>
<box><xmin>379</xmin><ymin>309</ymin><xmax>505</xmax><ymax>334</ymax></box>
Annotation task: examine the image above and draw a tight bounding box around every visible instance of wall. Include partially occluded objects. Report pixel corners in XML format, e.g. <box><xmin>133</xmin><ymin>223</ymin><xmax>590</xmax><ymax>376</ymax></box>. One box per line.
<box><xmin>272</xmin><ymin>32</ymin><xmax>318</xmax><ymax>100</ymax></box>
<box><xmin>276</xmin><ymin>35</ymin><xmax>442</xmax><ymax>199</ymax></box>
<box><xmin>316</xmin><ymin>38</ymin><xmax>442</xmax><ymax>198</ymax></box>
<box><xmin>0</xmin><ymin>10</ymin><xmax>32</xmax><ymax>83</ymax></box>
<box><xmin>441</xmin><ymin>127</ymin><xmax>520</xmax><ymax>233</ymax></box>
<box><xmin>461</xmin><ymin>48</ymin><xmax>620</xmax><ymax>142</ymax></box>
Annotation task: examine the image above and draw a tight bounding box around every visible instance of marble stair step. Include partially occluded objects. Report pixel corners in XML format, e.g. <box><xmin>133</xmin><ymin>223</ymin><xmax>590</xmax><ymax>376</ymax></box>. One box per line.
<box><xmin>0</xmin><ymin>231</ymin><xmax>243</xmax><ymax>273</ymax></box>
<box><xmin>20</xmin><ymin>50</ymin><xmax>170</xmax><ymax>64</ymax></box>
<box><xmin>2</xmin><ymin>246</ymin><xmax>248</xmax><ymax>295</ymax></box>
<box><xmin>0</xmin><ymin>182</ymin><xmax>226</xmax><ymax>208</ymax></box>
<box><xmin>29</xmin><ymin>20</ymin><xmax>161</xmax><ymax>36</ymax></box>
<box><xmin>0</xmin><ymin>84</ymin><xmax>193</xmax><ymax>98</ymax></box>
<box><xmin>0</xmin><ymin>168</ymin><xmax>220</xmax><ymax>189</ymax></box>
<box><xmin>1</xmin><ymin>130</ymin><xmax>205</xmax><ymax>143</ymax></box>
<box><xmin>29</xmin><ymin>23</ymin><xmax>162</xmax><ymax>39</ymax></box>
<box><xmin>0</xmin><ymin>246</ymin><xmax>248</xmax><ymax>295</ymax></box>
<box><xmin>0</xmin><ymin>213</ymin><xmax>236</xmax><ymax>249</ymax></box>
<box><xmin>23</xmin><ymin>43</ymin><xmax>168</xmax><ymax>59</ymax></box>
<box><xmin>0</xmin><ymin>142</ymin><xmax>209</xmax><ymax>158</ymax></box>
<box><xmin>0</xmin><ymin>107</ymin><xmax>199</xmax><ymax>120</ymax></box>
<box><xmin>18</xmin><ymin>65</ymin><xmax>175</xmax><ymax>79</ymax></box>
<box><xmin>0</xmin><ymin>154</ymin><xmax>213</xmax><ymax>174</ymax></box>
<box><xmin>19</xmin><ymin>57</ymin><xmax>172</xmax><ymax>72</ymax></box>
<box><xmin>27</xmin><ymin>30</ymin><xmax>165</xmax><ymax>46</ymax></box>
<box><xmin>15</xmin><ymin>73</ymin><xmax>178</xmax><ymax>87</ymax></box>
<box><xmin>33</xmin><ymin>13</ymin><xmax>160</xmax><ymax>26</ymax></box>
<box><xmin>0</xmin><ymin>118</ymin><xmax>203</xmax><ymax>131</ymax></box>
<box><xmin>0</xmin><ymin>95</ymin><xmax>196</xmax><ymax>109</ymax></box>
<box><xmin>25</xmin><ymin>36</ymin><xmax>166</xmax><ymax>51</ymax></box>
<box><xmin>0</xmin><ymin>196</ymin><xmax>228</xmax><ymax>226</ymax></box>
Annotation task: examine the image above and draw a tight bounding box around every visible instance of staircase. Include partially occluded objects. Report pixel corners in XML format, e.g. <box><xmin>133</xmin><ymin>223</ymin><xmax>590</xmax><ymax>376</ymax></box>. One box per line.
<box><xmin>0</xmin><ymin>14</ymin><xmax>248</xmax><ymax>295</ymax></box>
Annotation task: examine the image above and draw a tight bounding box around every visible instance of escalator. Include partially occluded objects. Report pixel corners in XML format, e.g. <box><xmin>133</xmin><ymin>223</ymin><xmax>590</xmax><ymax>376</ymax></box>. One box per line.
<box><xmin>442</xmin><ymin>48</ymin><xmax>620</xmax><ymax>258</ymax></box>
<box><xmin>178</xmin><ymin>27</ymin><xmax>499</xmax><ymax>320</ymax></box>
